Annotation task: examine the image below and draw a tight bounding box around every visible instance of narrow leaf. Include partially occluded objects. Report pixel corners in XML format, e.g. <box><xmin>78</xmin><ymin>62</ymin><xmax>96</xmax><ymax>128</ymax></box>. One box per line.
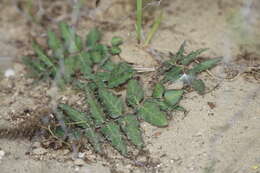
<box><xmin>32</xmin><ymin>43</ymin><xmax>56</xmax><ymax>69</ymax></box>
<box><xmin>180</xmin><ymin>48</ymin><xmax>209</xmax><ymax>65</ymax></box>
<box><xmin>171</xmin><ymin>41</ymin><xmax>186</xmax><ymax>62</ymax></box>
<box><xmin>47</xmin><ymin>29</ymin><xmax>63</xmax><ymax>56</ymax></box>
<box><xmin>126</xmin><ymin>79</ymin><xmax>144</xmax><ymax>107</ymax></box>
<box><xmin>188</xmin><ymin>57</ymin><xmax>222</xmax><ymax>74</ymax></box>
<box><xmin>138</xmin><ymin>101</ymin><xmax>168</xmax><ymax>127</ymax></box>
<box><xmin>101</xmin><ymin>122</ymin><xmax>127</xmax><ymax>155</ymax></box>
<box><xmin>59</xmin><ymin>22</ymin><xmax>80</xmax><ymax>53</ymax></box>
<box><xmin>86</xmin><ymin>28</ymin><xmax>101</xmax><ymax>48</ymax></box>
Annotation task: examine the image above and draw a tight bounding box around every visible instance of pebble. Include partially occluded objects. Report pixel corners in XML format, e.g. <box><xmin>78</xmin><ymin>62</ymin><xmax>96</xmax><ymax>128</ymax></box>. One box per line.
<box><xmin>0</xmin><ymin>150</ymin><xmax>5</xmax><ymax>159</ymax></box>
<box><xmin>32</xmin><ymin>142</ymin><xmax>41</xmax><ymax>148</ymax></box>
<box><xmin>78</xmin><ymin>152</ymin><xmax>85</xmax><ymax>159</ymax></box>
<box><xmin>74</xmin><ymin>159</ymin><xmax>85</xmax><ymax>166</ymax></box>
<box><xmin>32</xmin><ymin>147</ymin><xmax>48</xmax><ymax>155</ymax></box>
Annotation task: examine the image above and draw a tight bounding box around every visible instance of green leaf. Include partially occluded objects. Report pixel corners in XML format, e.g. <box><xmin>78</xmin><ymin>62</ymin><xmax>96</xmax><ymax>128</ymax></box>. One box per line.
<box><xmin>138</xmin><ymin>101</ymin><xmax>168</xmax><ymax>127</ymax></box>
<box><xmin>32</xmin><ymin>43</ymin><xmax>56</xmax><ymax>70</ymax></box>
<box><xmin>180</xmin><ymin>48</ymin><xmax>209</xmax><ymax>65</ymax></box>
<box><xmin>162</xmin><ymin>66</ymin><xmax>182</xmax><ymax>83</ymax></box>
<box><xmin>101</xmin><ymin>122</ymin><xmax>127</xmax><ymax>155</ymax></box>
<box><xmin>95</xmin><ymin>72</ymin><xmax>111</xmax><ymax>82</ymax></box>
<box><xmin>110</xmin><ymin>47</ymin><xmax>122</xmax><ymax>55</ymax></box>
<box><xmin>81</xmin><ymin>51</ymin><xmax>94</xmax><ymax>66</ymax></box>
<box><xmin>126</xmin><ymin>79</ymin><xmax>144</xmax><ymax>107</ymax></box>
<box><xmin>111</xmin><ymin>36</ymin><xmax>123</xmax><ymax>47</ymax></box>
<box><xmin>98</xmin><ymin>88</ymin><xmax>124</xmax><ymax>118</ymax></box>
<box><xmin>108</xmin><ymin>63</ymin><xmax>134</xmax><ymax>88</ymax></box>
<box><xmin>152</xmin><ymin>83</ymin><xmax>165</xmax><ymax>99</ymax></box>
<box><xmin>171</xmin><ymin>41</ymin><xmax>186</xmax><ymax>62</ymax></box>
<box><xmin>102</xmin><ymin>60</ymin><xmax>117</xmax><ymax>71</ymax></box>
<box><xmin>59</xmin><ymin>22</ymin><xmax>81</xmax><ymax>53</ymax></box>
<box><xmin>64</xmin><ymin>56</ymin><xmax>77</xmax><ymax>82</ymax></box>
<box><xmin>22</xmin><ymin>56</ymin><xmax>46</xmax><ymax>76</ymax></box>
<box><xmin>47</xmin><ymin>30</ymin><xmax>61</xmax><ymax>50</ymax></box>
<box><xmin>58</xmin><ymin>104</ymin><xmax>93</xmax><ymax>128</ymax></box>
<box><xmin>164</xmin><ymin>90</ymin><xmax>183</xmax><ymax>106</ymax></box>
<box><xmin>90</xmin><ymin>51</ymin><xmax>103</xmax><ymax>64</ymax></box>
<box><xmin>148</xmin><ymin>99</ymin><xmax>171</xmax><ymax>111</ymax></box>
<box><xmin>188</xmin><ymin>57</ymin><xmax>222</xmax><ymax>74</ymax></box>
<box><xmin>118</xmin><ymin>115</ymin><xmax>144</xmax><ymax>149</ymax></box>
<box><xmin>83</xmin><ymin>128</ymin><xmax>103</xmax><ymax>153</ymax></box>
<box><xmin>86</xmin><ymin>28</ymin><xmax>102</xmax><ymax>48</ymax></box>
<box><xmin>191</xmin><ymin>79</ymin><xmax>205</xmax><ymax>95</ymax></box>
<box><xmin>84</xmin><ymin>87</ymin><xmax>106</xmax><ymax>126</ymax></box>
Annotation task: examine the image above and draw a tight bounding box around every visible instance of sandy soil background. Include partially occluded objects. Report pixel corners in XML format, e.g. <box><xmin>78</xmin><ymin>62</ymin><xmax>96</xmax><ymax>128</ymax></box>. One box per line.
<box><xmin>0</xmin><ymin>0</ymin><xmax>260</xmax><ymax>173</ymax></box>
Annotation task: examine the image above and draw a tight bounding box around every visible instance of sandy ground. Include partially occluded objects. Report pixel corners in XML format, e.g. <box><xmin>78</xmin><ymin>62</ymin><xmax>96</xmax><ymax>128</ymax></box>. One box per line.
<box><xmin>0</xmin><ymin>0</ymin><xmax>260</xmax><ymax>173</ymax></box>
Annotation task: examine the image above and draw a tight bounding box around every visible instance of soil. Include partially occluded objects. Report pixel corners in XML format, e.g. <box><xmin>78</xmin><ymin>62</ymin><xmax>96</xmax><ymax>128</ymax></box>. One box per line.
<box><xmin>0</xmin><ymin>0</ymin><xmax>260</xmax><ymax>173</ymax></box>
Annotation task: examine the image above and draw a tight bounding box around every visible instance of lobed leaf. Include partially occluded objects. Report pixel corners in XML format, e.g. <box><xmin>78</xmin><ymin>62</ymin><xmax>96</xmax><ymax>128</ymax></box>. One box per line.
<box><xmin>101</xmin><ymin>122</ymin><xmax>127</xmax><ymax>155</ymax></box>
<box><xmin>107</xmin><ymin>63</ymin><xmax>134</xmax><ymax>88</ymax></box>
<box><xmin>83</xmin><ymin>128</ymin><xmax>103</xmax><ymax>153</ymax></box>
<box><xmin>58</xmin><ymin>104</ymin><xmax>93</xmax><ymax>128</ymax></box>
<box><xmin>126</xmin><ymin>79</ymin><xmax>144</xmax><ymax>107</ymax></box>
<box><xmin>59</xmin><ymin>22</ymin><xmax>81</xmax><ymax>53</ymax></box>
<box><xmin>98</xmin><ymin>88</ymin><xmax>124</xmax><ymax>118</ymax></box>
<box><xmin>118</xmin><ymin>115</ymin><xmax>144</xmax><ymax>149</ymax></box>
<box><xmin>138</xmin><ymin>101</ymin><xmax>168</xmax><ymax>127</ymax></box>
<box><xmin>84</xmin><ymin>87</ymin><xmax>106</xmax><ymax>126</ymax></box>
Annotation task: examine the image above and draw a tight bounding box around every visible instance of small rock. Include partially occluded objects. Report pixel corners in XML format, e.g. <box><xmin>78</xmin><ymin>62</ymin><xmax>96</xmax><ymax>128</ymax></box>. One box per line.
<box><xmin>62</xmin><ymin>149</ymin><xmax>70</xmax><ymax>155</ymax></box>
<box><xmin>137</xmin><ymin>155</ymin><xmax>147</xmax><ymax>163</ymax></box>
<box><xmin>32</xmin><ymin>142</ymin><xmax>41</xmax><ymax>148</ymax></box>
<box><xmin>32</xmin><ymin>147</ymin><xmax>48</xmax><ymax>155</ymax></box>
<box><xmin>74</xmin><ymin>159</ymin><xmax>85</xmax><ymax>166</ymax></box>
<box><xmin>0</xmin><ymin>150</ymin><xmax>5</xmax><ymax>159</ymax></box>
<box><xmin>78</xmin><ymin>152</ymin><xmax>85</xmax><ymax>159</ymax></box>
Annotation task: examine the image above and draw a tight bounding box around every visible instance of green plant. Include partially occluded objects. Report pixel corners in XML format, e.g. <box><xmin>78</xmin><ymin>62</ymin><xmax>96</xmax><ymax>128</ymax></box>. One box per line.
<box><xmin>23</xmin><ymin>23</ymin><xmax>221</xmax><ymax>157</ymax></box>
<box><xmin>136</xmin><ymin>0</ymin><xmax>163</xmax><ymax>46</ymax></box>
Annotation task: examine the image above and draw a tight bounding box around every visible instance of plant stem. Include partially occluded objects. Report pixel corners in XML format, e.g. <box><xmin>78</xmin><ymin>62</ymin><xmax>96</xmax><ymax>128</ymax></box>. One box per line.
<box><xmin>144</xmin><ymin>11</ymin><xmax>163</xmax><ymax>47</ymax></box>
<box><xmin>136</xmin><ymin>0</ymin><xmax>143</xmax><ymax>44</ymax></box>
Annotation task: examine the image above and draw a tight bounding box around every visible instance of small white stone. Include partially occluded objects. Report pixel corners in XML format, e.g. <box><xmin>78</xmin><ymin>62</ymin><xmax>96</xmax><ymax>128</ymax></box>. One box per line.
<box><xmin>4</xmin><ymin>68</ymin><xmax>15</xmax><ymax>77</ymax></box>
<box><xmin>32</xmin><ymin>147</ymin><xmax>48</xmax><ymax>155</ymax></box>
<box><xmin>78</xmin><ymin>152</ymin><xmax>85</xmax><ymax>158</ymax></box>
<box><xmin>0</xmin><ymin>150</ymin><xmax>5</xmax><ymax>159</ymax></box>
<box><xmin>74</xmin><ymin>159</ymin><xmax>85</xmax><ymax>166</ymax></box>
